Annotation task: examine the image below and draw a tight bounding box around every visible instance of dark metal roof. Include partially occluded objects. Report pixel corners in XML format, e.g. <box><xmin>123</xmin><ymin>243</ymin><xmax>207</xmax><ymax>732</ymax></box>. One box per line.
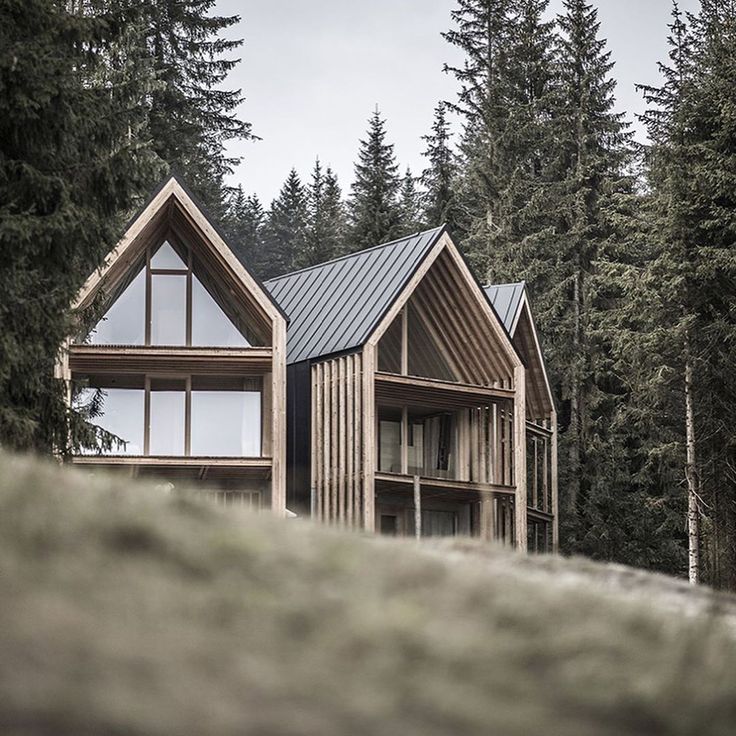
<box><xmin>484</xmin><ymin>282</ymin><xmax>526</xmax><ymax>334</ymax></box>
<box><xmin>265</xmin><ymin>226</ymin><xmax>445</xmax><ymax>364</ymax></box>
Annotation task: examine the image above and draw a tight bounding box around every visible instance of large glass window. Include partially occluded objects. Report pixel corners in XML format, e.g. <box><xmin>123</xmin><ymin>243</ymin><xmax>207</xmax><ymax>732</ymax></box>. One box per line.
<box><xmin>149</xmin><ymin>379</ymin><xmax>186</xmax><ymax>455</ymax></box>
<box><xmin>75</xmin><ymin>386</ymin><xmax>145</xmax><ymax>455</ymax></box>
<box><xmin>150</xmin><ymin>240</ymin><xmax>186</xmax><ymax>269</ymax></box>
<box><xmin>191</xmin><ymin>390</ymin><xmax>261</xmax><ymax>457</ymax></box>
<box><xmin>191</xmin><ymin>276</ymin><xmax>249</xmax><ymax>347</ymax></box>
<box><xmin>74</xmin><ymin>375</ymin><xmax>261</xmax><ymax>458</ymax></box>
<box><xmin>151</xmin><ymin>274</ymin><xmax>187</xmax><ymax>345</ymax></box>
<box><xmin>87</xmin><ymin>270</ymin><xmax>146</xmax><ymax>345</ymax></box>
<box><xmin>83</xmin><ymin>239</ymin><xmax>254</xmax><ymax>348</ymax></box>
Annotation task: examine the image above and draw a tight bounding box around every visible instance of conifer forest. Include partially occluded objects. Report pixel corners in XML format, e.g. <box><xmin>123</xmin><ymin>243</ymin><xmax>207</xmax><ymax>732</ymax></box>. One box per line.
<box><xmin>3</xmin><ymin>0</ymin><xmax>736</xmax><ymax>589</ymax></box>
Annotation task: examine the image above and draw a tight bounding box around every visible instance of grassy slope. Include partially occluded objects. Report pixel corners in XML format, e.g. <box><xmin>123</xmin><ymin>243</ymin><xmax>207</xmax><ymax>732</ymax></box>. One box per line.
<box><xmin>2</xmin><ymin>455</ymin><xmax>736</xmax><ymax>736</ymax></box>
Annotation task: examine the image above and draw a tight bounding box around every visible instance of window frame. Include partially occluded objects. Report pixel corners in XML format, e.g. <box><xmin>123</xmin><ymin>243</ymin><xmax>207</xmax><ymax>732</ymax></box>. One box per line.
<box><xmin>78</xmin><ymin>373</ymin><xmax>264</xmax><ymax>458</ymax></box>
<box><xmin>146</xmin><ymin>237</ymin><xmax>193</xmax><ymax>346</ymax></box>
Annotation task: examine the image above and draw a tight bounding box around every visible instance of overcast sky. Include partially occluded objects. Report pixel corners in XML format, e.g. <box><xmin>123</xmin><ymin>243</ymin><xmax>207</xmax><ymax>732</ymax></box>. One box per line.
<box><xmin>216</xmin><ymin>0</ymin><xmax>701</xmax><ymax>204</ymax></box>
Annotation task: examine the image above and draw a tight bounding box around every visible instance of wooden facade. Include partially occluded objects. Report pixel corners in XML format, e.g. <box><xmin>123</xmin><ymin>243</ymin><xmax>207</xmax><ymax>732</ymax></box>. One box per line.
<box><xmin>58</xmin><ymin>176</ymin><xmax>288</xmax><ymax>513</ymax></box>
<box><xmin>291</xmin><ymin>232</ymin><xmax>559</xmax><ymax>552</ymax></box>
<box><xmin>59</xmin><ymin>178</ymin><xmax>557</xmax><ymax>552</ymax></box>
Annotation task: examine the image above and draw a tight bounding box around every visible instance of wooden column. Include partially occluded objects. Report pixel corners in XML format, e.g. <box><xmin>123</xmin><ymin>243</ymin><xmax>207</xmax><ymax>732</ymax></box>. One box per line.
<box><xmin>362</xmin><ymin>344</ymin><xmax>376</xmax><ymax>532</ymax></box>
<box><xmin>414</xmin><ymin>475</ymin><xmax>421</xmax><ymax>540</ymax></box>
<box><xmin>401</xmin><ymin>406</ymin><xmax>409</xmax><ymax>475</ymax></box>
<box><xmin>479</xmin><ymin>497</ymin><xmax>494</xmax><ymax>542</ymax></box>
<box><xmin>271</xmin><ymin>319</ymin><xmax>287</xmax><ymax>517</ymax></box>
<box><xmin>513</xmin><ymin>365</ymin><xmax>528</xmax><ymax>552</ymax></box>
<box><xmin>551</xmin><ymin>408</ymin><xmax>559</xmax><ymax>552</ymax></box>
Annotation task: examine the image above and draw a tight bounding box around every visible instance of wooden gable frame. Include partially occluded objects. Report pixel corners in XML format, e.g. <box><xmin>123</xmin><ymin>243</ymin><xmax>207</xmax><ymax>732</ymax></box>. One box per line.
<box><xmin>507</xmin><ymin>288</ymin><xmax>555</xmax><ymax>423</ymax></box>
<box><xmin>61</xmin><ymin>175</ymin><xmax>287</xmax><ymax>515</ymax></box>
<box><xmin>363</xmin><ymin>231</ymin><xmax>528</xmax><ymax>545</ymax></box>
<box><xmin>73</xmin><ymin>176</ymin><xmax>284</xmax><ymax>336</ymax></box>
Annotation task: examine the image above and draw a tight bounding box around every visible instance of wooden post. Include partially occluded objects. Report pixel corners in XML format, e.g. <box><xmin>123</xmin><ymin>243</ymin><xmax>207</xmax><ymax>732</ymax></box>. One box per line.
<box><xmin>362</xmin><ymin>344</ymin><xmax>376</xmax><ymax>532</ymax></box>
<box><xmin>480</xmin><ymin>497</ymin><xmax>494</xmax><ymax>542</ymax></box>
<box><xmin>401</xmin><ymin>406</ymin><xmax>409</xmax><ymax>475</ymax></box>
<box><xmin>414</xmin><ymin>475</ymin><xmax>421</xmax><ymax>540</ymax></box>
<box><xmin>551</xmin><ymin>409</ymin><xmax>559</xmax><ymax>552</ymax></box>
<box><xmin>271</xmin><ymin>319</ymin><xmax>287</xmax><ymax>517</ymax></box>
<box><xmin>514</xmin><ymin>365</ymin><xmax>528</xmax><ymax>552</ymax></box>
<box><xmin>401</xmin><ymin>306</ymin><xmax>408</xmax><ymax>376</ymax></box>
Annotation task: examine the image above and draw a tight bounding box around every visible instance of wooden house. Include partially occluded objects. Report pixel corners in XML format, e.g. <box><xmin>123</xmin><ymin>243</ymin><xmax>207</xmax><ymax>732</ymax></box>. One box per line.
<box><xmin>58</xmin><ymin>175</ymin><xmax>288</xmax><ymax>513</ymax></box>
<box><xmin>266</xmin><ymin>227</ymin><xmax>558</xmax><ymax>551</ymax></box>
<box><xmin>61</xmin><ymin>177</ymin><xmax>557</xmax><ymax>551</ymax></box>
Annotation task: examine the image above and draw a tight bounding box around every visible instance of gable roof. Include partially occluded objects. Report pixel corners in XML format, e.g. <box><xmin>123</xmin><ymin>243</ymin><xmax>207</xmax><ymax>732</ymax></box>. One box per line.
<box><xmin>485</xmin><ymin>282</ymin><xmax>555</xmax><ymax>417</ymax></box>
<box><xmin>74</xmin><ymin>173</ymin><xmax>287</xmax><ymax>324</ymax></box>
<box><xmin>484</xmin><ymin>282</ymin><xmax>526</xmax><ymax>334</ymax></box>
<box><xmin>264</xmin><ymin>227</ymin><xmax>445</xmax><ymax>365</ymax></box>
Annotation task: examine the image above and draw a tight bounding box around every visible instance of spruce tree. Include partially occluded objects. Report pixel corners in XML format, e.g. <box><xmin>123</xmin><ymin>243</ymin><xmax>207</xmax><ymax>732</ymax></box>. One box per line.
<box><xmin>141</xmin><ymin>0</ymin><xmax>252</xmax><ymax>215</ymax></box>
<box><xmin>348</xmin><ymin>109</ymin><xmax>401</xmax><ymax>251</ymax></box>
<box><xmin>263</xmin><ymin>169</ymin><xmax>308</xmax><ymax>278</ymax></box>
<box><xmin>226</xmin><ymin>186</ymin><xmax>268</xmax><ymax>276</ymax></box>
<box><xmin>297</xmin><ymin>160</ymin><xmax>347</xmax><ymax>268</ymax></box>
<box><xmin>421</xmin><ymin>102</ymin><xmax>459</xmax><ymax>229</ymax></box>
<box><xmin>397</xmin><ymin>169</ymin><xmax>426</xmax><ymax>235</ymax></box>
<box><xmin>0</xmin><ymin>0</ymin><xmax>159</xmax><ymax>453</ymax></box>
<box><xmin>443</xmin><ymin>0</ymin><xmax>557</xmax><ymax>280</ymax></box>
<box><xmin>628</xmin><ymin>1</ymin><xmax>736</xmax><ymax>587</ymax></box>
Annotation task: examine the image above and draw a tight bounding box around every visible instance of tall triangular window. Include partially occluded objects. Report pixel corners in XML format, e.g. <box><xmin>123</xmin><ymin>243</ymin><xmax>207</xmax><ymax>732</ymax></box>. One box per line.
<box><xmin>83</xmin><ymin>240</ymin><xmax>253</xmax><ymax>347</ymax></box>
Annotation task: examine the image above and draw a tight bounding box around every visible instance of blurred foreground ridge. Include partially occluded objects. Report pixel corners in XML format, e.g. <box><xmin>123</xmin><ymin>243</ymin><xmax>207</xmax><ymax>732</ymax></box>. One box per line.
<box><xmin>2</xmin><ymin>454</ymin><xmax>736</xmax><ymax>735</ymax></box>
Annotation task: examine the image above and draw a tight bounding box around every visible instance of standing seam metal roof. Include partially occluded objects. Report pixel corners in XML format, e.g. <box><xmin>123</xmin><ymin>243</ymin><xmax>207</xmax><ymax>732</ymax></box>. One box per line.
<box><xmin>265</xmin><ymin>227</ymin><xmax>445</xmax><ymax>364</ymax></box>
<box><xmin>484</xmin><ymin>282</ymin><xmax>526</xmax><ymax>334</ymax></box>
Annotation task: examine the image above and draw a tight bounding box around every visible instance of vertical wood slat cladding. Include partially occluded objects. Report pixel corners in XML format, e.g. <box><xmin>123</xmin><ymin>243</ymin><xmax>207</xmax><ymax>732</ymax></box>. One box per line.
<box><xmin>459</xmin><ymin>404</ymin><xmax>515</xmax><ymax>486</ymax></box>
<box><xmin>311</xmin><ymin>354</ymin><xmax>364</xmax><ymax>527</ymax></box>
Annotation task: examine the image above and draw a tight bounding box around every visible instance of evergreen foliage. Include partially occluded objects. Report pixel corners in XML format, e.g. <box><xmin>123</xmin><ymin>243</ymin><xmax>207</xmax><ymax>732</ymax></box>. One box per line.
<box><xmin>297</xmin><ymin>160</ymin><xmax>347</xmax><ymax>268</ymax></box>
<box><xmin>225</xmin><ymin>186</ymin><xmax>268</xmax><ymax>275</ymax></box>
<box><xmin>348</xmin><ymin>109</ymin><xmax>402</xmax><ymax>252</ymax></box>
<box><xmin>262</xmin><ymin>169</ymin><xmax>308</xmax><ymax>279</ymax></box>
<box><xmin>397</xmin><ymin>169</ymin><xmax>426</xmax><ymax>236</ymax></box>
<box><xmin>420</xmin><ymin>102</ymin><xmax>459</xmax><ymax>229</ymax></box>
<box><xmin>0</xmin><ymin>0</ymin><xmax>160</xmax><ymax>453</ymax></box>
<box><xmin>141</xmin><ymin>0</ymin><xmax>252</xmax><ymax>215</ymax></box>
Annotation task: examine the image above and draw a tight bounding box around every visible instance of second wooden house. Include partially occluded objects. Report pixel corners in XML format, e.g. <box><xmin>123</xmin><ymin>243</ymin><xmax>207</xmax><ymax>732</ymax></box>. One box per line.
<box><xmin>266</xmin><ymin>226</ymin><xmax>558</xmax><ymax>551</ymax></box>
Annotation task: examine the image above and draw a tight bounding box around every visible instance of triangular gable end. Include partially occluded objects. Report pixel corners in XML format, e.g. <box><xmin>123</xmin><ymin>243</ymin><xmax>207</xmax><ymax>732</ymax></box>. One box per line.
<box><xmin>509</xmin><ymin>291</ymin><xmax>555</xmax><ymax>421</ymax></box>
<box><xmin>370</xmin><ymin>232</ymin><xmax>522</xmax><ymax>389</ymax></box>
<box><xmin>73</xmin><ymin>176</ymin><xmax>285</xmax><ymax>347</ymax></box>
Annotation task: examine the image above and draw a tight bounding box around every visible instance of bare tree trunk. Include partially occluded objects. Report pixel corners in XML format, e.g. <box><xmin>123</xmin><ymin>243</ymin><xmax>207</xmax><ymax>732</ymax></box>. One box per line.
<box><xmin>685</xmin><ymin>338</ymin><xmax>699</xmax><ymax>585</ymax></box>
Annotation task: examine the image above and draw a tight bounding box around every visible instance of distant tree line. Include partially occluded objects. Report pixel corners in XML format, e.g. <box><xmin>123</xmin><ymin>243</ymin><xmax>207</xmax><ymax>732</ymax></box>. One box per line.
<box><xmin>3</xmin><ymin>0</ymin><xmax>736</xmax><ymax>589</ymax></box>
<box><xmin>224</xmin><ymin>105</ymin><xmax>455</xmax><ymax>279</ymax></box>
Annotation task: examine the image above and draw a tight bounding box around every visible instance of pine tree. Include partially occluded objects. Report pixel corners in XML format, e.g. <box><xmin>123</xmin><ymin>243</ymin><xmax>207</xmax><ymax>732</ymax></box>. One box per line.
<box><xmin>421</xmin><ymin>102</ymin><xmax>459</xmax><ymax>229</ymax></box>
<box><xmin>0</xmin><ymin>0</ymin><xmax>159</xmax><ymax>453</ymax></box>
<box><xmin>443</xmin><ymin>0</ymin><xmax>558</xmax><ymax>281</ymax></box>
<box><xmin>263</xmin><ymin>169</ymin><xmax>308</xmax><ymax>278</ymax></box>
<box><xmin>397</xmin><ymin>169</ymin><xmax>426</xmax><ymax>235</ymax></box>
<box><xmin>297</xmin><ymin>160</ymin><xmax>347</xmax><ymax>268</ymax></box>
<box><xmin>141</xmin><ymin>0</ymin><xmax>252</xmax><ymax>215</ymax></box>
<box><xmin>629</xmin><ymin>1</ymin><xmax>736</xmax><ymax>587</ymax></box>
<box><xmin>226</xmin><ymin>186</ymin><xmax>268</xmax><ymax>276</ymax></box>
<box><xmin>348</xmin><ymin>108</ymin><xmax>401</xmax><ymax>251</ymax></box>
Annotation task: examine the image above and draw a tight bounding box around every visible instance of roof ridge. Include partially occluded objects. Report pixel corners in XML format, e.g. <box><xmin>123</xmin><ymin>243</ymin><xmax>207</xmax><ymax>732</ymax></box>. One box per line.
<box><xmin>484</xmin><ymin>281</ymin><xmax>526</xmax><ymax>289</ymax></box>
<box><xmin>265</xmin><ymin>225</ymin><xmax>445</xmax><ymax>285</ymax></box>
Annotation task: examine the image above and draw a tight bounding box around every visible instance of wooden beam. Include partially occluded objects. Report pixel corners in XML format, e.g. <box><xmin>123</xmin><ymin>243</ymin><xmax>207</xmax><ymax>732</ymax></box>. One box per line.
<box><xmin>401</xmin><ymin>306</ymin><xmax>408</xmax><ymax>375</ymax></box>
<box><xmin>68</xmin><ymin>345</ymin><xmax>273</xmax><ymax>375</ymax></box>
<box><xmin>375</xmin><ymin>372</ymin><xmax>515</xmax><ymax>403</ymax></box>
<box><xmin>374</xmin><ymin>472</ymin><xmax>515</xmax><ymax>496</ymax></box>
<box><xmin>270</xmin><ymin>318</ymin><xmax>287</xmax><ymax>517</ymax></box>
<box><xmin>414</xmin><ymin>475</ymin><xmax>421</xmax><ymax>540</ymax></box>
<box><xmin>514</xmin><ymin>365</ymin><xmax>528</xmax><ymax>552</ymax></box>
<box><xmin>71</xmin><ymin>456</ymin><xmax>272</xmax><ymax>468</ymax></box>
<box><xmin>362</xmin><ymin>344</ymin><xmax>376</xmax><ymax>532</ymax></box>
